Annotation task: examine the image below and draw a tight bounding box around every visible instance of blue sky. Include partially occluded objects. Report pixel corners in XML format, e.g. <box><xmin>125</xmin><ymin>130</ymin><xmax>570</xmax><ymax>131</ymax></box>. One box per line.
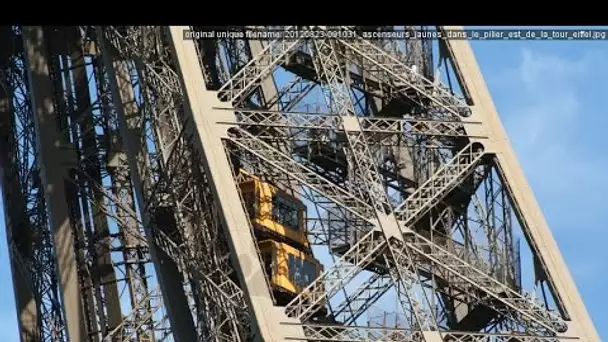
<box><xmin>0</xmin><ymin>35</ymin><xmax>606</xmax><ymax>340</ymax></box>
<box><xmin>471</xmin><ymin>38</ymin><xmax>608</xmax><ymax>336</ymax></box>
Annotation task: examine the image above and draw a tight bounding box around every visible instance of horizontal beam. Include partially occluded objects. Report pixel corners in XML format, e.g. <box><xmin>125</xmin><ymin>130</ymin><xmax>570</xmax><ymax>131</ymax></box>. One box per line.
<box><xmin>215</xmin><ymin>108</ymin><xmax>485</xmax><ymax>138</ymax></box>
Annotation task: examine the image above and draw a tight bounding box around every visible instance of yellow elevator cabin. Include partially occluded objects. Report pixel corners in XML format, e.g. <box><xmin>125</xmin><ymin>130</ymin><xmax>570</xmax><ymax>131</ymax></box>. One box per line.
<box><xmin>238</xmin><ymin>171</ymin><xmax>325</xmax><ymax>309</ymax></box>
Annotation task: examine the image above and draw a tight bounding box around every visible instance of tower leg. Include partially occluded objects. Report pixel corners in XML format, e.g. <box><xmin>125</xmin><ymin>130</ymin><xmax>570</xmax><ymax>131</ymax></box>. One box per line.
<box><xmin>0</xmin><ymin>71</ymin><xmax>40</xmax><ymax>342</ymax></box>
<box><xmin>167</xmin><ymin>26</ymin><xmax>305</xmax><ymax>341</ymax></box>
<box><xmin>22</xmin><ymin>26</ymin><xmax>88</xmax><ymax>342</ymax></box>
<box><xmin>96</xmin><ymin>30</ymin><xmax>198</xmax><ymax>342</ymax></box>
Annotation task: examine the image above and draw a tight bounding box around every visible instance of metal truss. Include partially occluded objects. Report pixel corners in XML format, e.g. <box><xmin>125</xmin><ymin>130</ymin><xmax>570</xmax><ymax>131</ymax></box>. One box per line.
<box><xmin>285</xmin><ymin>323</ymin><xmax>424</xmax><ymax>341</ymax></box>
<box><xmin>229</xmin><ymin>113</ymin><xmax>563</xmax><ymax>337</ymax></box>
<box><xmin>330</xmin><ymin>273</ymin><xmax>393</xmax><ymax>325</ymax></box>
<box><xmin>227</xmin><ymin>109</ymin><xmax>481</xmax><ymax>138</ymax></box>
<box><xmin>216</xmin><ymin>25</ymin><xmax>585</xmax><ymax>341</ymax></box>
<box><xmin>310</xmin><ymin>35</ymin><xmax>439</xmax><ymax>333</ymax></box>
<box><xmin>98</xmin><ymin>25</ymin><xmax>251</xmax><ymax>341</ymax></box>
<box><xmin>0</xmin><ymin>28</ymin><xmax>67</xmax><ymax>342</ymax></box>
<box><xmin>0</xmin><ymin>25</ymin><xmax>598</xmax><ymax>342</ymax></box>
<box><xmin>217</xmin><ymin>27</ymin><xmax>304</xmax><ymax>104</ymax></box>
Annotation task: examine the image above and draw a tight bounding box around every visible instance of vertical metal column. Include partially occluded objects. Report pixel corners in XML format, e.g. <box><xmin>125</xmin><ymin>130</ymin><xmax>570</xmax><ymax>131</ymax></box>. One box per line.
<box><xmin>167</xmin><ymin>26</ymin><xmax>304</xmax><ymax>341</ymax></box>
<box><xmin>97</xmin><ymin>31</ymin><xmax>197</xmax><ymax>342</ymax></box>
<box><xmin>67</xmin><ymin>32</ymin><xmax>123</xmax><ymax>333</ymax></box>
<box><xmin>0</xmin><ymin>72</ymin><xmax>40</xmax><ymax>342</ymax></box>
<box><xmin>22</xmin><ymin>26</ymin><xmax>87</xmax><ymax>342</ymax></box>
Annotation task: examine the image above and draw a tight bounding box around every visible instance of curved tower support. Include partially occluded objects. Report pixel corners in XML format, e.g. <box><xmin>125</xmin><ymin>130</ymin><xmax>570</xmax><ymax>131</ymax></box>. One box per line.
<box><xmin>442</xmin><ymin>27</ymin><xmax>600</xmax><ymax>341</ymax></box>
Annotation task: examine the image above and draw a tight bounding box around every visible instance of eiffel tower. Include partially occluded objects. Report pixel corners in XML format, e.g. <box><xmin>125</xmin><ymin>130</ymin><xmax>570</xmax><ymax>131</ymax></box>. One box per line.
<box><xmin>0</xmin><ymin>26</ymin><xmax>599</xmax><ymax>342</ymax></box>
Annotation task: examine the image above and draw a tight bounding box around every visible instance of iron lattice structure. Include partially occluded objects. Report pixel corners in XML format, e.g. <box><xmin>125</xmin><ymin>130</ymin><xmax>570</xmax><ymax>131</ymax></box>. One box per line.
<box><xmin>0</xmin><ymin>25</ymin><xmax>599</xmax><ymax>342</ymax></box>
